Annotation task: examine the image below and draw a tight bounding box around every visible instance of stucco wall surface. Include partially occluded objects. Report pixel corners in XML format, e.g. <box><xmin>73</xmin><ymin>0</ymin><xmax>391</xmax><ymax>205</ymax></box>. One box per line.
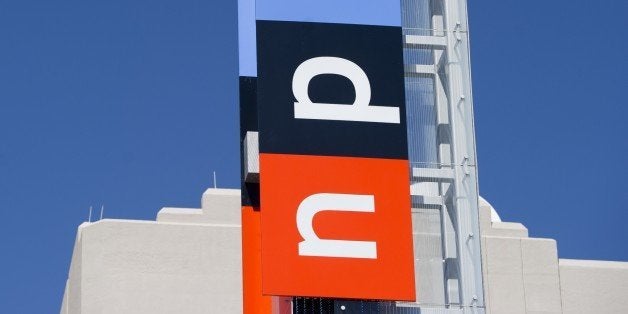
<box><xmin>559</xmin><ymin>259</ymin><xmax>628</xmax><ymax>314</ymax></box>
<box><xmin>479</xmin><ymin>198</ymin><xmax>628</xmax><ymax>314</ymax></box>
<box><xmin>61</xmin><ymin>189</ymin><xmax>243</xmax><ymax>314</ymax></box>
<box><xmin>61</xmin><ymin>190</ymin><xmax>628</xmax><ymax>314</ymax></box>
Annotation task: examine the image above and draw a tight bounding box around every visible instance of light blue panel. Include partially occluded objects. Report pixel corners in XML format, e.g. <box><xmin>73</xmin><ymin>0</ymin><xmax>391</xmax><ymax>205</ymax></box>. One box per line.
<box><xmin>256</xmin><ymin>0</ymin><xmax>401</xmax><ymax>27</ymax></box>
<box><xmin>238</xmin><ymin>0</ymin><xmax>257</xmax><ymax>77</ymax></box>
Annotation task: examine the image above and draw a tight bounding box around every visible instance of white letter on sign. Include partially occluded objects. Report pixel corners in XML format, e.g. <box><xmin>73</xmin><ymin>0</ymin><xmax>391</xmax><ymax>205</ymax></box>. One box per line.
<box><xmin>292</xmin><ymin>57</ymin><xmax>400</xmax><ymax>124</ymax></box>
<box><xmin>296</xmin><ymin>193</ymin><xmax>377</xmax><ymax>259</ymax></box>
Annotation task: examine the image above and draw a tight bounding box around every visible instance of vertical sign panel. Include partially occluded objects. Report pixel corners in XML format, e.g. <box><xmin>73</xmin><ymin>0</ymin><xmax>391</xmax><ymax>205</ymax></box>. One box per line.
<box><xmin>260</xmin><ymin>154</ymin><xmax>415</xmax><ymax>300</ymax></box>
<box><xmin>256</xmin><ymin>21</ymin><xmax>408</xmax><ymax>159</ymax></box>
<box><xmin>239</xmin><ymin>0</ymin><xmax>416</xmax><ymax>302</ymax></box>
<box><xmin>255</xmin><ymin>11</ymin><xmax>416</xmax><ymax>300</ymax></box>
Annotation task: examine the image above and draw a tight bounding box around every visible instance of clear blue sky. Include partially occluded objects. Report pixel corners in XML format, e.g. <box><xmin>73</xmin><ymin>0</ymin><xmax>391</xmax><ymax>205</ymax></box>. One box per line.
<box><xmin>0</xmin><ymin>0</ymin><xmax>626</xmax><ymax>312</ymax></box>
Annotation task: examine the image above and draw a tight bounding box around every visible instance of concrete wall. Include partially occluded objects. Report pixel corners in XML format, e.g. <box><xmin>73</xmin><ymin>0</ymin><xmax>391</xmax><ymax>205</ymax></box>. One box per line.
<box><xmin>479</xmin><ymin>198</ymin><xmax>628</xmax><ymax>314</ymax></box>
<box><xmin>61</xmin><ymin>191</ymin><xmax>628</xmax><ymax>313</ymax></box>
<box><xmin>61</xmin><ymin>189</ymin><xmax>243</xmax><ymax>314</ymax></box>
<box><xmin>479</xmin><ymin>199</ymin><xmax>562</xmax><ymax>314</ymax></box>
<box><xmin>559</xmin><ymin>259</ymin><xmax>628</xmax><ymax>314</ymax></box>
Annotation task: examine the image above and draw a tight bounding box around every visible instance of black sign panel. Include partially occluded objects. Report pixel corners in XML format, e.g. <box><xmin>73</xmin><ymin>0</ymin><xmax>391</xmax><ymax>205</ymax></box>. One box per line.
<box><xmin>256</xmin><ymin>20</ymin><xmax>408</xmax><ymax>159</ymax></box>
<box><xmin>239</xmin><ymin>76</ymin><xmax>260</xmax><ymax>207</ymax></box>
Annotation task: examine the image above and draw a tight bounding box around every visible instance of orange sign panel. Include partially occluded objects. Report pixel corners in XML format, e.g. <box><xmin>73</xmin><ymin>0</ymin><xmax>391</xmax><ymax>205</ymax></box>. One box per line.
<box><xmin>260</xmin><ymin>153</ymin><xmax>415</xmax><ymax>301</ymax></box>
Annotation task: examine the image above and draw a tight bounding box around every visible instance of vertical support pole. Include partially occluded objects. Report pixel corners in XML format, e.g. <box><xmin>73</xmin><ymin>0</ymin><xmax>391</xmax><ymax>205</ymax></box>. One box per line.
<box><xmin>442</xmin><ymin>0</ymin><xmax>484</xmax><ymax>309</ymax></box>
<box><xmin>431</xmin><ymin>0</ymin><xmax>460</xmax><ymax>305</ymax></box>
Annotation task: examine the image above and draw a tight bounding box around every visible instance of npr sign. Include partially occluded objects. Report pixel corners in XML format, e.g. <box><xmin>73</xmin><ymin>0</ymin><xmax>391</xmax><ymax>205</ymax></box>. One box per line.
<box><xmin>239</xmin><ymin>0</ymin><xmax>415</xmax><ymax>302</ymax></box>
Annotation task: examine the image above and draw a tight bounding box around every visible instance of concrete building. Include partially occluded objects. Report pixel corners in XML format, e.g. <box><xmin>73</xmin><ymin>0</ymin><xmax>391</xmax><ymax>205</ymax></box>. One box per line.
<box><xmin>60</xmin><ymin>188</ymin><xmax>628</xmax><ymax>314</ymax></box>
<box><xmin>60</xmin><ymin>189</ymin><xmax>243</xmax><ymax>314</ymax></box>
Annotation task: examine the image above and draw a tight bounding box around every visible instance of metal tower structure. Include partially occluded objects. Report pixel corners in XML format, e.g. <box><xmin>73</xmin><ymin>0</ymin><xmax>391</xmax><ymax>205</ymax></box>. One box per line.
<box><xmin>402</xmin><ymin>0</ymin><xmax>485</xmax><ymax>311</ymax></box>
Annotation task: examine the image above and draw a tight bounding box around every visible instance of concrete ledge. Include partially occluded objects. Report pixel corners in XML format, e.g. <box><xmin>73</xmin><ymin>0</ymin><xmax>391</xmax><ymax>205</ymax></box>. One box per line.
<box><xmin>201</xmin><ymin>188</ymin><xmax>241</xmax><ymax>224</ymax></box>
<box><xmin>156</xmin><ymin>207</ymin><xmax>203</xmax><ymax>224</ymax></box>
<box><xmin>478</xmin><ymin>197</ymin><xmax>528</xmax><ymax>238</ymax></box>
<box><xmin>521</xmin><ymin>238</ymin><xmax>561</xmax><ymax>314</ymax></box>
<box><xmin>155</xmin><ymin>188</ymin><xmax>241</xmax><ymax>225</ymax></box>
<box><xmin>559</xmin><ymin>258</ymin><xmax>628</xmax><ymax>314</ymax></box>
<box><xmin>62</xmin><ymin>219</ymin><xmax>242</xmax><ymax>313</ymax></box>
<box><xmin>489</xmin><ymin>222</ymin><xmax>528</xmax><ymax>238</ymax></box>
<box><xmin>560</xmin><ymin>258</ymin><xmax>628</xmax><ymax>269</ymax></box>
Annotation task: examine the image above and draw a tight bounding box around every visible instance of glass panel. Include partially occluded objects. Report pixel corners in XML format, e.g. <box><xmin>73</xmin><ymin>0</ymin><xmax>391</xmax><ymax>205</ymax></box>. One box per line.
<box><xmin>406</xmin><ymin>75</ymin><xmax>437</xmax><ymax>165</ymax></box>
<box><xmin>402</xmin><ymin>0</ymin><xmax>433</xmax><ymax>36</ymax></box>
<box><xmin>412</xmin><ymin>207</ymin><xmax>445</xmax><ymax>304</ymax></box>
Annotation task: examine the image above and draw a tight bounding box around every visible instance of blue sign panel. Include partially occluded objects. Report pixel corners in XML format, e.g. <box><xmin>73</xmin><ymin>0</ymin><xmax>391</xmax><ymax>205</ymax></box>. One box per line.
<box><xmin>238</xmin><ymin>0</ymin><xmax>257</xmax><ymax>76</ymax></box>
<box><xmin>256</xmin><ymin>0</ymin><xmax>401</xmax><ymax>26</ymax></box>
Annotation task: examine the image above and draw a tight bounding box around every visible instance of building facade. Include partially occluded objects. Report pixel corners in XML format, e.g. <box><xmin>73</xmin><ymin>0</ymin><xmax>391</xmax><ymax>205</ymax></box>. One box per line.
<box><xmin>60</xmin><ymin>188</ymin><xmax>628</xmax><ymax>313</ymax></box>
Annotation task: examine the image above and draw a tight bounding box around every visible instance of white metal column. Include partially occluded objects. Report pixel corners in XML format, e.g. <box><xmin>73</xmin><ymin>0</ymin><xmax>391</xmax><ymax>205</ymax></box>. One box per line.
<box><xmin>404</xmin><ymin>0</ymin><xmax>485</xmax><ymax>312</ymax></box>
